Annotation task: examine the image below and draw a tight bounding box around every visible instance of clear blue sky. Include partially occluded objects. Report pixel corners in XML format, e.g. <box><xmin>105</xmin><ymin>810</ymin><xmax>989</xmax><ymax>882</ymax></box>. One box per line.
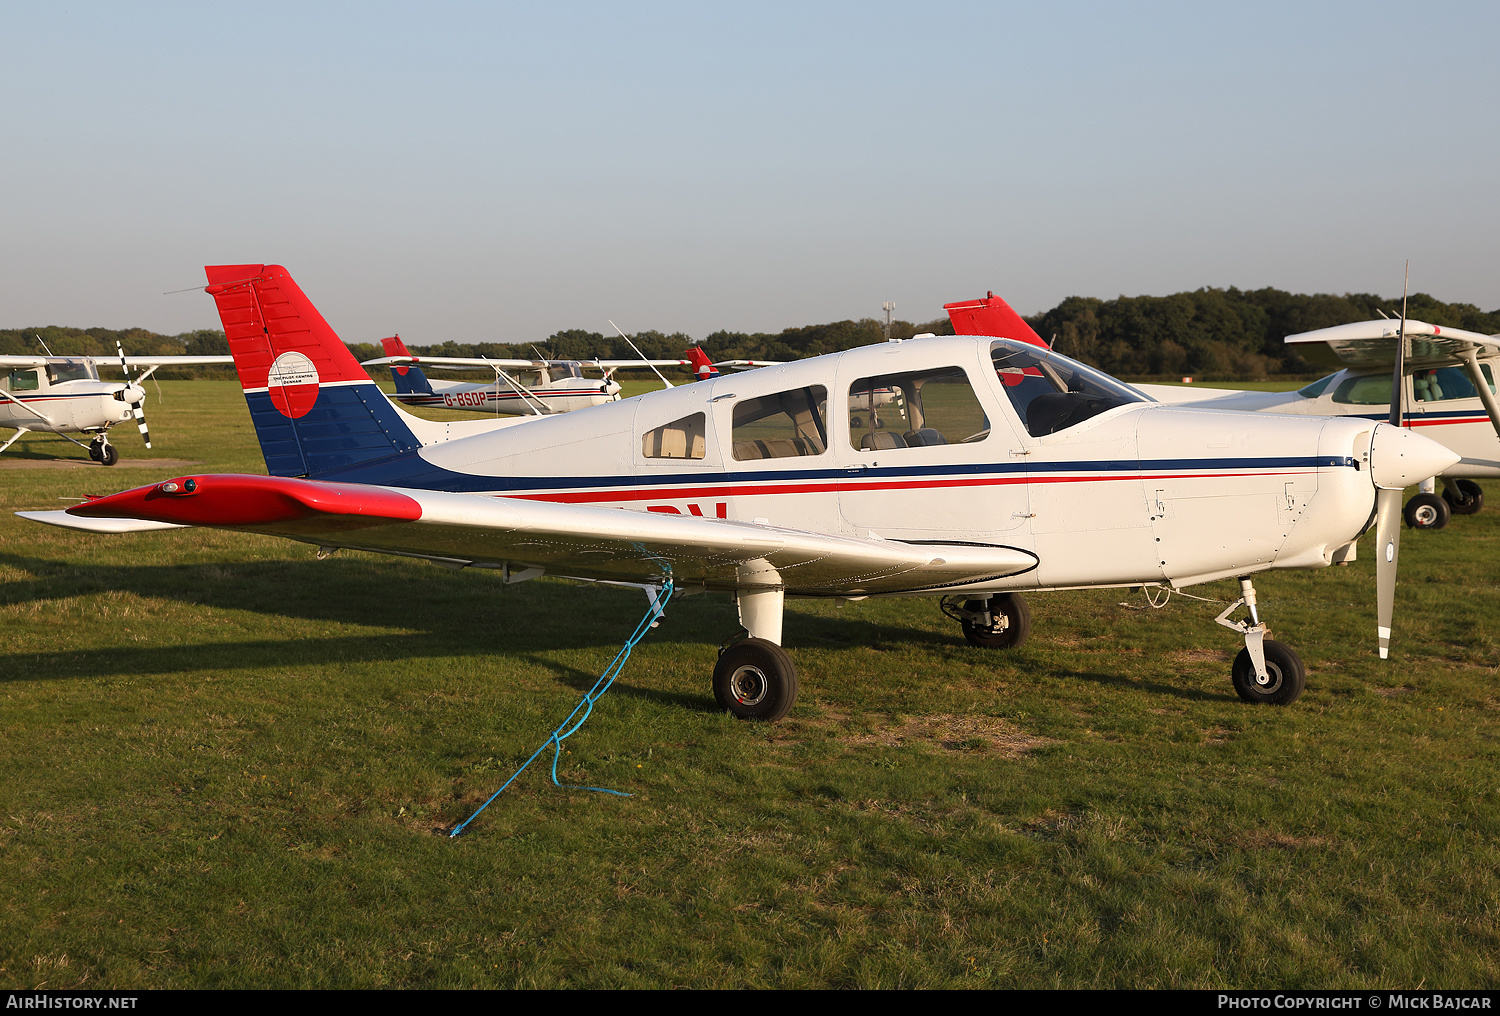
<box><xmin>2</xmin><ymin>1</ymin><xmax>1496</xmax><ymax>344</ymax></box>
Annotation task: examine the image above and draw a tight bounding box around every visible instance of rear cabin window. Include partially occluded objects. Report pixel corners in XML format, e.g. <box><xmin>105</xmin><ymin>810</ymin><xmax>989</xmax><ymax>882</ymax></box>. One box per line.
<box><xmin>848</xmin><ymin>367</ymin><xmax>988</xmax><ymax>450</ymax></box>
<box><xmin>642</xmin><ymin>413</ymin><xmax>706</xmax><ymax>459</ymax></box>
<box><xmin>731</xmin><ymin>386</ymin><xmax>828</xmax><ymax>460</ymax></box>
<box><xmin>991</xmin><ymin>340</ymin><xmax>1147</xmax><ymax>437</ymax></box>
<box><xmin>1413</xmin><ymin>365</ymin><xmax>1495</xmax><ymax>402</ymax></box>
<box><xmin>5</xmin><ymin>370</ymin><xmax>39</xmax><ymax>392</ymax></box>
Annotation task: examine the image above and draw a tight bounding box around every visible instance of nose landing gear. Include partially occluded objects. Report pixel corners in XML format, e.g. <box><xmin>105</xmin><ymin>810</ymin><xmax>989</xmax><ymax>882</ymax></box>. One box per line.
<box><xmin>87</xmin><ymin>434</ymin><xmax>118</xmax><ymax>466</ymax></box>
<box><xmin>942</xmin><ymin>593</ymin><xmax>1031</xmax><ymax>649</ymax></box>
<box><xmin>1216</xmin><ymin>577</ymin><xmax>1305</xmax><ymax>705</ymax></box>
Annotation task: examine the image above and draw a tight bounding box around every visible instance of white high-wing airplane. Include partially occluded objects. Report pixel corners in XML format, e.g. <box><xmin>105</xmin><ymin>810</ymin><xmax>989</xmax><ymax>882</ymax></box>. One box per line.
<box><xmin>1137</xmin><ymin>317</ymin><xmax>1500</xmax><ymax>532</ymax></box>
<box><xmin>19</xmin><ymin>265</ymin><xmax>1460</xmax><ymax>718</ymax></box>
<box><xmin>0</xmin><ymin>347</ymin><xmax>234</xmax><ymax>464</ymax></box>
<box><xmin>363</xmin><ymin>335</ymin><xmax>696</xmax><ymax>415</ymax></box>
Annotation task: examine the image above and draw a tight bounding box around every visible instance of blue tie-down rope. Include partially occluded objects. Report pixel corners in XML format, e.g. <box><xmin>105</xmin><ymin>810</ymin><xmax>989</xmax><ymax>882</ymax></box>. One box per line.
<box><xmin>450</xmin><ymin>580</ymin><xmax>674</xmax><ymax>838</ymax></box>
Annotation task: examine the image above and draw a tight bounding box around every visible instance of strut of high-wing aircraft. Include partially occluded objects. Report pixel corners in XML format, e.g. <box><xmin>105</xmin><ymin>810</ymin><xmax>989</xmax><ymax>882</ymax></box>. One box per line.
<box><xmin>15</xmin><ymin>268</ymin><xmax>1495</xmax><ymax>718</ymax></box>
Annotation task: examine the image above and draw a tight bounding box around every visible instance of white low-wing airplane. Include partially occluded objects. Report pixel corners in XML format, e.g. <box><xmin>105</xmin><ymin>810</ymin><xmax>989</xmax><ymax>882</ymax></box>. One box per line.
<box><xmin>364</xmin><ymin>335</ymin><xmax>695</xmax><ymax>415</ymax></box>
<box><xmin>19</xmin><ymin>265</ymin><xmax>1460</xmax><ymax>718</ymax></box>
<box><xmin>1137</xmin><ymin>317</ymin><xmax>1500</xmax><ymax>531</ymax></box>
<box><xmin>0</xmin><ymin>346</ymin><xmax>234</xmax><ymax>464</ymax></box>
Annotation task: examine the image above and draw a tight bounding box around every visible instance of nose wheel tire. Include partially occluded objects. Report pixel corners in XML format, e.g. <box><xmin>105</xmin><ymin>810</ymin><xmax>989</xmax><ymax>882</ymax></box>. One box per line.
<box><xmin>954</xmin><ymin>593</ymin><xmax>1031</xmax><ymax>649</ymax></box>
<box><xmin>98</xmin><ymin>443</ymin><xmax>119</xmax><ymax>466</ymax></box>
<box><xmin>1443</xmin><ymin>480</ymin><xmax>1483</xmax><ymax>516</ymax></box>
<box><xmin>1231</xmin><ymin>639</ymin><xmax>1306</xmax><ymax>705</ymax></box>
<box><xmin>713</xmin><ymin>638</ymin><xmax>798</xmax><ymax>722</ymax></box>
<box><xmin>1403</xmin><ymin>492</ymin><xmax>1449</xmax><ymax>530</ymax></box>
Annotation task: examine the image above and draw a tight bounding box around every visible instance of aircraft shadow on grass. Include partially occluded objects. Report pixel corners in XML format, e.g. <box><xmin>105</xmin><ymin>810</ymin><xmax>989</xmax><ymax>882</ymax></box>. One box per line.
<box><xmin>0</xmin><ymin>552</ymin><xmax>974</xmax><ymax>705</ymax></box>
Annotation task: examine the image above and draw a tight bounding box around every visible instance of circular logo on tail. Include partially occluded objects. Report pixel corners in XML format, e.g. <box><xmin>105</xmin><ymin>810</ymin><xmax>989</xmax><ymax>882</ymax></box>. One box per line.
<box><xmin>267</xmin><ymin>351</ymin><xmax>320</xmax><ymax>418</ymax></box>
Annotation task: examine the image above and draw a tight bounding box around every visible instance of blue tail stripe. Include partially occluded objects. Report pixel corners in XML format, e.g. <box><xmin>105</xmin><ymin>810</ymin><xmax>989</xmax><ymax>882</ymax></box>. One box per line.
<box><xmin>390</xmin><ymin>365</ymin><xmax>434</xmax><ymax>396</ymax></box>
<box><xmin>244</xmin><ymin>384</ymin><xmax>420</xmax><ymax>478</ymax></box>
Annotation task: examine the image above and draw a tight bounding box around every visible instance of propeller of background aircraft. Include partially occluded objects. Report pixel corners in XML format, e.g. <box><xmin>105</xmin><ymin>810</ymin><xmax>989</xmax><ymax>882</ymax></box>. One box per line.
<box><xmin>115</xmin><ymin>341</ymin><xmax>151</xmax><ymax>448</ymax></box>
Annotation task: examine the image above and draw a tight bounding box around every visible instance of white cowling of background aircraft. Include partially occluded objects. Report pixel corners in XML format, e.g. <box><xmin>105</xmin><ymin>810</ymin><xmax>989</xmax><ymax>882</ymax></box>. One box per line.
<box><xmin>1137</xmin><ymin>317</ymin><xmax>1500</xmax><ymax>532</ymax></box>
<box><xmin>0</xmin><ymin>346</ymin><xmax>234</xmax><ymax>464</ymax></box>
<box><xmin>18</xmin><ymin>265</ymin><xmax>1461</xmax><ymax>718</ymax></box>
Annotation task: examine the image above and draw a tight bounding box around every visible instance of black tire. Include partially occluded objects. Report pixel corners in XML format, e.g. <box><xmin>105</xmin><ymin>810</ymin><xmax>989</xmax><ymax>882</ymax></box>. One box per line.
<box><xmin>1403</xmin><ymin>492</ymin><xmax>1449</xmax><ymax>530</ymax></box>
<box><xmin>960</xmin><ymin>593</ymin><xmax>1031</xmax><ymax>649</ymax></box>
<box><xmin>713</xmin><ymin>638</ymin><xmax>798</xmax><ymax>722</ymax></box>
<box><xmin>1443</xmin><ymin>479</ymin><xmax>1483</xmax><ymax>516</ymax></box>
<box><xmin>1231</xmin><ymin>639</ymin><xmax>1306</xmax><ymax>705</ymax></box>
<box><xmin>87</xmin><ymin>440</ymin><xmax>103</xmax><ymax>462</ymax></box>
<box><xmin>99</xmin><ymin>443</ymin><xmax>119</xmax><ymax>467</ymax></box>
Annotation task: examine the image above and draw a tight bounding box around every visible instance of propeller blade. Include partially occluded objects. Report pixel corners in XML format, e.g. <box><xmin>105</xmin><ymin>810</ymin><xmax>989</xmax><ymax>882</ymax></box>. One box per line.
<box><xmin>116</xmin><ymin>341</ymin><xmax>151</xmax><ymax>449</ymax></box>
<box><xmin>1375</xmin><ymin>486</ymin><xmax>1402</xmax><ymax>659</ymax></box>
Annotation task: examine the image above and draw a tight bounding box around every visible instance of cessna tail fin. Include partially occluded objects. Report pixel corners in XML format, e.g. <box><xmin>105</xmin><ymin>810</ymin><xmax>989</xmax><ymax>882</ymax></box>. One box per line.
<box><xmin>683</xmin><ymin>346</ymin><xmax>719</xmax><ymax>381</ymax></box>
<box><xmin>944</xmin><ymin>291</ymin><xmax>1048</xmax><ymax>348</ymax></box>
<box><xmin>204</xmin><ymin>264</ymin><xmax>423</xmax><ymax>477</ymax></box>
<box><xmin>380</xmin><ymin>335</ymin><xmax>435</xmax><ymax>396</ymax></box>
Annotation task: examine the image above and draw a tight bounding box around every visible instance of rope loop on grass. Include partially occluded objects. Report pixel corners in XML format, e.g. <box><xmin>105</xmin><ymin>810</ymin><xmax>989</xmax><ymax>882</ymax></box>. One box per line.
<box><xmin>450</xmin><ymin>579</ymin><xmax>675</xmax><ymax>838</ymax></box>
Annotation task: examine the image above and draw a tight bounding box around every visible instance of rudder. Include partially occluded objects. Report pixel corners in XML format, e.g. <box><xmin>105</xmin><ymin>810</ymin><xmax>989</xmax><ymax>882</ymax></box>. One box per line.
<box><xmin>204</xmin><ymin>264</ymin><xmax>422</xmax><ymax>477</ymax></box>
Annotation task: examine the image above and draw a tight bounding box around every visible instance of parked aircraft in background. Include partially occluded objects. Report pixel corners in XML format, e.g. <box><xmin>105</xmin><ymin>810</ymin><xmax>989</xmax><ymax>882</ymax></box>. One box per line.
<box><xmin>1137</xmin><ymin>318</ymin><xmax>1500</xmax><ymax>531</ymax></box>
<box><xmin>364</xmin><ymin>335</ymin><xmax>695</xmax><ymax>416</ymax></box>
<box><xmin>21</xmin><ymin>265</ymin><xmax>1460</xmax><ymax>717</ymax></box>
<box><xmin>0</xmin><ymin>346</ymin><xmax>234</xmax><ymax>464</ymax></box>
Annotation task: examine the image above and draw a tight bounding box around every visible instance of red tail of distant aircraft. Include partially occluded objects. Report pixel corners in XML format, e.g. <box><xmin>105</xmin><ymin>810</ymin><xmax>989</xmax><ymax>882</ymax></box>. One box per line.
<box><xmin>944</xmin><ymin>292</ymin><xmax>1048</xmax><ymax>349</ymax></box>
<box><xmin>683</xmin><ymin>345</ymin><xmax>719</xmax><ymax>381</ymax></box>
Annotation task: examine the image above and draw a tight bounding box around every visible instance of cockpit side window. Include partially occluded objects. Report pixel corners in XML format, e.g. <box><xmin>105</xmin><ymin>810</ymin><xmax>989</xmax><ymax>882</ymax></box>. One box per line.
<box><xmin>731</xmin><ymin>386</ymin><xmax>828</xmax><ymax>460</ymax></box>
<box><xmin>991</xmin><ymin>340</ymin><xmax>1147</xmax><ymax>437</ymax></box>
<box><xmin>847</xmin><ymin>367</ymin><xmax>989</xmax><ymax>451</ymax></box>
<box><xmin>1330</xmin><ymin>376</ymin><xmax>1392</xmax><ymax>405</ymax></box>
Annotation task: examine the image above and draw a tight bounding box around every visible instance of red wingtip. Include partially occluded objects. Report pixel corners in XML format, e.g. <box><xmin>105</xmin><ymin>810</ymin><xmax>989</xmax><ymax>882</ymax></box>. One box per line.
<box><xmin>943</xmin><ymin>292</ymin><xmax>1047</xmax><ymax>348</ymax></box>
<box><xmin>67</xmin><ymin>474</ymin><xmax>422</xmax><ymax>529</ymax></box>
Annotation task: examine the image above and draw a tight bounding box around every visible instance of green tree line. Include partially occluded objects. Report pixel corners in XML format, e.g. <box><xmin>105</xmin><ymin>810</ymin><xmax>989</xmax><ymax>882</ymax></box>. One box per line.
<box><xmin>8</xmin><ymin>287</ymin><xmax>1498</xmax><ymax>383</ymax></box>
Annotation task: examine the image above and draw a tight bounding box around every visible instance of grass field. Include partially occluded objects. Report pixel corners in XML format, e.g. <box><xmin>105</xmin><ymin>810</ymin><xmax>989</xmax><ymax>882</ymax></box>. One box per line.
<box><xmin>1</xmin><ymin>381</ymin><xmax>1497</xmax><ymax>989</ymax></box>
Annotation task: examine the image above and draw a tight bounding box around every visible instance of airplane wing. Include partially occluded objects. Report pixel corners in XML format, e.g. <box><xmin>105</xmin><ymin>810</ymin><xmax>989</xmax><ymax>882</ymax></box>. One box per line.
<box><xmin>118</xmin><ymin>356</ymin><xmax>235</xmax><ymax>367</ymax></box>
<box><xmin>22</xmin><ymin>474</ymin><xmax>1038</xmax><ymax>596</ymax></box>
<box><xmin>710</xmin><ymin>359</ymin><xmax>785</xmax><ymax>370</ymax></box>
<box><xmin>0</xmin><ymin>355</ymin><xmax>233</xmax><ymax>368</ymax></box>
<box><xmin>1286</xmin><ymin>319</ymin><xmax>1500</xmax><ymax>370</ymax></box>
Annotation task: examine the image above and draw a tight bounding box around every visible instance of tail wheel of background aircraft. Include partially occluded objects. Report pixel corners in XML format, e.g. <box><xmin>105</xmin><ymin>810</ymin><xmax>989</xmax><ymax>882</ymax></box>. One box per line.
<box><xmin>1403</xmin><ymin>492</ymin><xmax>1450</xmax><ymax>530</ymax></box>
<box><xmin>713</xmin><ymin>638</ymin><xmax>798</xmax><ymax>722</ymax></box>
<box><xmin>1443</xmin><ymin>479</ymin><xmax>1484</xmax><ymax>516</ymax></box>
<box><xmin>948</xmin><ymin>593</ymin><xmax>1032</xmax><ymax>649</ymax></box>
<box><xmin>1231</xmin><ymin>639</ymin><xmax>1306</xmax><ymax>706</ymax></box>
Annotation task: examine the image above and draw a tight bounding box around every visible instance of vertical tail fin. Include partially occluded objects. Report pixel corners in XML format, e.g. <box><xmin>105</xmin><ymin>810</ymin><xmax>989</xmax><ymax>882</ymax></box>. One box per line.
<box><xmin>203</xmin><ymin>264</ymin><xmax>421</xmax><ymax>477</ymax></box>
<box><xmin>380</xmin><ymin>335</ymin><xmax>435</xmax><ymax>396</ymax></box>
<box><xmin>944</xmin><ymin>291</ymin><xmax>1048</xmax><ymax>348</ymax></box>
<box><xmin>683</xmin><ymin>346</ymin><xmax>719</xmax><ymax>381</ymax></box>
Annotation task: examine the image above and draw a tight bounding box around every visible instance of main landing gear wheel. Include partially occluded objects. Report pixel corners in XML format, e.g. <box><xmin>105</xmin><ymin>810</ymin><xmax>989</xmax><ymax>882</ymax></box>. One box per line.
<box><xmin>1443</xmin><ymin>479</ymin><xmax>1484</xmax><ymax>516</ymax></box>
<box><xmin>954</xmin><ymin>593</ymin><xmax>1031</xmax><ymax>649</ymax></box>
<box><xmin>1231</xmin><ymin>639</ymin><xmax>1306</xmax><ymax>706</ymax></box>
<box><xmin>713</xmin><ymin>638</ymin><xmax>798</xmax><ymax>722</ymax></box>
<box><xmin>1403</xmin><ymin>492</ymin><xmax>1449</xmax><ymax>530</ymax></box>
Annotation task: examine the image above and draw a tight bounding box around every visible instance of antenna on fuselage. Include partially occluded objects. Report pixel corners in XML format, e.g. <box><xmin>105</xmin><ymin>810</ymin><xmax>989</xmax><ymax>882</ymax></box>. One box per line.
<box><xmin>608</xmin><ymin>320</ymin><xmax>674</xmax><ymax>390</ymax></box>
